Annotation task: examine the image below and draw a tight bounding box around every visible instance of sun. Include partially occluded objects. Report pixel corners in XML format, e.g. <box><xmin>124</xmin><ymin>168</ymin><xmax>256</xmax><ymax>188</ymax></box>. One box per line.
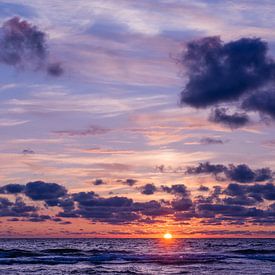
<box><xmin>163</xmin><ymin>233</ymin><xmax>173</xmax><ymax>239</ymax></box>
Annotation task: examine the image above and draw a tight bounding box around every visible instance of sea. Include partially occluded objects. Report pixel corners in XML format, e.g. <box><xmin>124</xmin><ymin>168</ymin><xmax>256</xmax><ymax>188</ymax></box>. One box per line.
<box><xmin>0</xmin><ymin>238</ymin><xmax>274</xmax><ymax>274</ymax></box>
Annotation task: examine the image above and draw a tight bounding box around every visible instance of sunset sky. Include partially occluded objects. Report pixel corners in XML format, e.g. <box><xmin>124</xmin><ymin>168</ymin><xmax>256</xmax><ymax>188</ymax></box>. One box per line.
<box><xmin>0</xmin><ymin>0</ymin><xmax>275</xmax><ymax>238</ymax></box>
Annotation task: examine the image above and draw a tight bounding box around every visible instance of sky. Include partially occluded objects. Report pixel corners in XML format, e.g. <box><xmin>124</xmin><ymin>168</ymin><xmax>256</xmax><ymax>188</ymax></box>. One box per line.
<box><xmin>0</xmin><ymin>0</ymin><xmax>275</xmax><ymax>238</ymax></box>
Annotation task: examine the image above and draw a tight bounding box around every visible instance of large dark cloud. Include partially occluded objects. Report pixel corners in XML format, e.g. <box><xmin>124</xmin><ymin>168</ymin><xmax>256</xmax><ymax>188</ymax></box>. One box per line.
<box><xmin>0</xmin><ymin>17</ymin><xmax>63</xmax><ymax>76</ymax></box>
<box><xmin>181</xmin><ymin>36</ymin><xmax>275</xmax><ymax>107</ymax></box>
<box><xmin>180</xmin><ymin>36</ymin><xmax>275</xmax><ymax>124</ymax></box>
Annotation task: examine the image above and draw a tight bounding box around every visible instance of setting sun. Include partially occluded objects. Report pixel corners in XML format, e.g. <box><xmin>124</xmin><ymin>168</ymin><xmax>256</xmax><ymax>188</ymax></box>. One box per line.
<box><xmin>163</xmin><ymin>233</ymin><xmax>173</xmax><ymax>239</ymax></box>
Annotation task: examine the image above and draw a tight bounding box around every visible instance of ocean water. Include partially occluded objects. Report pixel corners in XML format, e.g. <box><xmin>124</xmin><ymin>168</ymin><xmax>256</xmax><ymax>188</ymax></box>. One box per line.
<box><xmin>0</xmin><ymin>238</ymin><xmax>274</xmax><ymax>274</ymax></box>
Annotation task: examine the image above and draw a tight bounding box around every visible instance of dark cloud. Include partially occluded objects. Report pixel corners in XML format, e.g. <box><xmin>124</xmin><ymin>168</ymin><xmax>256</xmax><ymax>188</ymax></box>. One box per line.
<box><xmin>186</xmin><ymin>162</ymin><xmax>226</xmax><ymax>176</ymax></box>
<box><xmin>227</xmin><ymin>165</ymin><xmax>273</xmax><ymax>183</ymax></box>
<box><xmin>0</xmin><ymin>17</ymin><xmax>63</xmax><ymax>75</ymax></box>
<box><xmin>22</xmin><ymin>149</ymin><xmax>35</xmax><ymax>155</ymax></box>
<box><xmin>123</xmin><ymin>178</ymin><xmax>137</xmax><ymax>186</ymax></box>
<box><xmin>45</xmin><ymin>197</ymin><xmax>74</xmax><ymax>213</ymax></box>
<box><xmin>133</xmin><ymin>200</ymin><xmax>172</xmax><ymax>217</ymax></box>
<box><xmin>25</xmin><ymin>181</ymin><xmax>67</xmax><ymax>201</ymax></box>
<box><xmin>200</xmin><ymin>137</ymin><xmax>224</xmax><ymax>145</ymax></box>
<box><xmin>224</xmin><ymin>183</ymin><xmax>275</xmax><ymax>202</ymax></box>
<box><xmin>209</xmin><ymin>107</ymin><xmax>250</xmax><ymax>128</ymax></box>
<box><xmin>0</xmin><ymin>17</ymin><xmax>46</xmax><ymax>65</ymax></box>
<box><xmin>93</xmin><ymin>179</ymin><xmax>106</xmax><ymax>186</ymax></box>
<box><xmin>25</xmin><ymin>214</ymin><xmax>51</xmax><ymax>222</ymax></box>
<box><xmin>171</xmin><ymin>197</ymin><xmax>193</xmax><ymax>211</ymax></box>
<box><xmin>161</xmin><ymin>184</ymin><xmax>189</xmax><ymax>197</ymax></box>
<box><xmin>0</xmin><ymin>184</ymin><xmax>25</xmax><ymax>194</ymax></box>
<box><xmin>181</xmin><ymin>36</ymin><xmax>275</xmax><ymax>107</ymax></box>
<box><xmin>47</xmin><ymin>62</ymin><xmax>64</xmax><ymax>76</ymax></box>
<box><xmin>197</xmin><ymin>203</ymin><xmax>264</xmax><ymax>219</ymax></box>
<box><xmin>140</xmin><ymin>183</ymin><xmax>157</xmax><ymax>195</ymax></box>
<box><xmin>186</xmin><ymin>162</ymin><xmax>273</xmax><ymax>183</ymax></box>
<box><xmin>68</xmin><ymin>192</ymin><xmax>140</xmax><ymax>224</ymax></box>
<box><xmin>180</xmin><ymin>36</ymin><xmax>275</xmax><ymax>124</ymax></box>
<box><xmin>161</xmin><ymin>184</ymin><xmax>193</xmax><ymax>211</ymax></box>
<box><xmin>242</xmin><ymin>90</ymin><xmax>275</xmax><ymax>119</ymax></box>
<box><xmin>0</xmin><ymin>197</ymin><xmax>36</xmax><ymax>217</ymax></box>
<box><xmin>54</xmin><ymin>125</ymin><xmax>110</xmax><ymax>137</ymax></box>
<box><xmin>58</xmin><ymin>191</ymin><xmax>172</xmax><ymax>224</ymax></box>
<box><xmin>227</xmin><ymin>164</ymin><xmax>256</xmax><ymax>183</ymax></box>
<box><xmin>1</xmin><ymin>179</ymin><xmax>275</xmax><ymax>227</ymax></box>
<box><xmin>198</xmin><ymin>185</ymin><xmax>210</xmax><ymax>192</ymax></box>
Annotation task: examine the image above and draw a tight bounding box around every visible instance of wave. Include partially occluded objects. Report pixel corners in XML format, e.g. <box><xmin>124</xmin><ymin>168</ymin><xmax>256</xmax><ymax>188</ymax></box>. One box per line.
<box><xmin>1</xmin><ymin>247</ymin><xmax>275</xmax><ymax>265</ymax></box>
<box><xmin>0</xmin><ymin>248</ymin><xmax>226</xmax><ymax>265</ymax></box>
<box><xmin>231</xmin><ymin>249</ymin><xmax>275</xmax><ymax>255</ymax></box>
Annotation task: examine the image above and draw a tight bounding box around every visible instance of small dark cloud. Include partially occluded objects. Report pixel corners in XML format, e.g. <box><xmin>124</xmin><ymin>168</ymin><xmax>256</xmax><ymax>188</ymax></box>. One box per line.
<box><xmin>93</xmin><ymin>179</ymin><xmax>106</xmax><ymax>186</ymax></box>
<box><xmin>161</xmin><ymin>184</ymin><xmax>189</xmax><ymax>197</ymax></box>
<box><xmin>140</xmin><ymin>183</ymin><xmax>157</xmax><ymax>195</ymax></box>
<box><xmin>186</xmin><ymin>162</ymin><xmax>226</xmax><ymax>176</ymax></box>
<box><xmin>54</xmin><ymin>125</ymin><xmax>110</xmax><ymax>137</ymax></box>
<box><xmin>25</xmin><ymin>214</ymin><xmax>51</xmax><ymax>222</ymax></box>
<box><xmin>200</xmin><ymin>137</ymin><xmax>224</xmax><ymax>145</ymax></box>
<box><xmin>133</xmin><ymin>200</ymin><xmax>172</xmax><ymax>217</ymax></box>
<box><xmin>209</xmin><ymin>107</ymin><xmax>250</xmax><ymax>128</ymax></box>
<box><xmin>22</xmin><ymin>149</ymin><xmax>35</xmax><ymax>155</ymax></box>
<box><xmin>0</xmin><ymin>17</ymin><xmax>63</xmax><ymax>75</ymax></box>
<box><xmin>123</xmin><ymin>178</ymin><xmax>137</xmax><ymax>186</ymax></box>
<box><xmin>25</xmin><ymin>181</ymin><xmax>67</xmax><ymax>201</ymax></box>
<box><xmin>161</xmin><ymin>184</ymin><xmax>193</xmax><ymax>211</ymax></box>
<box><xmin>47</xmin><ymin>62</ymin><xmax>64</xmax><ymax>76</ymax></box>
<box><xmin>198</xmin><ymin>185</ymin><xmax>210</xmax><ymax>192</ymax></box>
<box><xmin>0</xmin><ymin>17</ymin><xmax>46</xmax><ymax>66</ymax></box>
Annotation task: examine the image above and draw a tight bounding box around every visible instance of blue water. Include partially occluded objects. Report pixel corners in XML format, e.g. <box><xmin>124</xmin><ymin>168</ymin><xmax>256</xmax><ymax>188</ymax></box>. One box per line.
<box><xmin>0</xmin><ymin>238</ymin><xmax>274</xmax><ymax>274</ymax></box>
